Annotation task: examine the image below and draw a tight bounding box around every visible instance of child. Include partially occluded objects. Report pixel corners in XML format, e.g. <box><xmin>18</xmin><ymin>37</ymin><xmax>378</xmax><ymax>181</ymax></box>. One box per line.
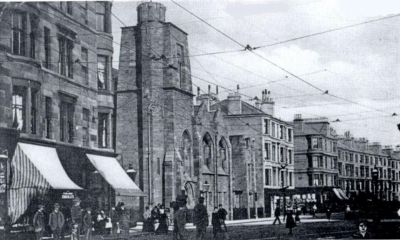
<box><xmin>71</xmin><ymin>223</ymin><xmax>79</xmax><ymax>240</ymax></box>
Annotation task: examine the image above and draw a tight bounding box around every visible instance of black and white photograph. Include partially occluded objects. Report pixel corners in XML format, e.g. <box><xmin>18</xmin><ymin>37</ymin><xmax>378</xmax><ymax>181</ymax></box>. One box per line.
<box><xmin>0</xmin><ymin>0</ymin><xmax>400</xmax><ymax>239</ymax></box>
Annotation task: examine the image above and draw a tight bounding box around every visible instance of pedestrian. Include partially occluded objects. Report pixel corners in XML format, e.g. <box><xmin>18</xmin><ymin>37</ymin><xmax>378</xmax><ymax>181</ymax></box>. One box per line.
<box><xmin>285</xmin><ymin>206</ymin><xmax>296</xmax><ymax>235</ymax></box>
<box><xmin>49</xmin><ymin>203</ymin><xmax>65</xmax><ymax>240</ymax></box>
<box><xmin>143</xmin><ymin>206</ymin><xmax>154</xmax><ymax>232</ymax></box>
<box><xmin>326</xmin><ymin>207</ymin><xmax>332</xmax><ymax>222</ymax></box>
<box><xmin>352</xmin><ymin>221</ymin><xmax>371</xmax><ymax>239</ymax></box>
<box><xmin>70</xmin><ymin>197</ymin><xmax>82</xmax><ymax>240</ymax></box>
<box><xmin>193</xmin><ymin>197</ymin><xmax>208</xmax><ymax>240</ymax></box>
<box><xmin>104</xmin><ymin>214</ymin><xmax>112</xmax><ymax>235</ymax></box>
<box><xmin>272</xmin><ymin>206</ymin><xmax>281</xmax><ymax>225</ymax></box>
<box><xmin>33</xmin><ymin>204</ymin><xmax>45</xmax><ymax>240</ymax></box>
<box><xmin>95</xmin><ymin>210</ymin><xmax>106</xmax><ymax>235</ymax></box>
<box><xmin>82</xmin><ymin>208</ymin><xmax>92</xmax><ymax>240</ymax></box>
<box><xmin>295</xmin><ymin>206</ymin><xmax>301</xmax><ymax>223</ymax></box>
<box><xmin>345</xmin><ymin>205</ymin><xmax>351</xmax><ymax>220</ymax></box>
<box><xmin>218</xmin><ymin>204</ymin><xmax>228</xmax><ymax>232</ymax></box>
<box><xmin>211</xmin><ymin>207</ymin><xmax>221</xmax><ymax>239</ymax></box>
<box><xmin>71</xmin><ymin>223</ymin><xmax>79</xmax><ymax>240</ymax></box>
<box><xmin>156</xmin><ymin>205</ymin><xmax>169</xmax><ymax>235</ymax></box>
<box><xmin>118</xmin><ymin>202</ymin><xmax>130</xmax><ymax>236</ymax></box>
<box><xmin>173</xmin><ymin>200</ymin><xmax>187</xmax><ymax>240</ymax></box>
<box><xmin>312</xmin><ymin>204</ymin><xmax>317</xmax><ymax>218</ymax></box>
<box><xmin>110</xmin><ymin>206</ymin><xmax>119</xmax><ymax>234</ymax></box>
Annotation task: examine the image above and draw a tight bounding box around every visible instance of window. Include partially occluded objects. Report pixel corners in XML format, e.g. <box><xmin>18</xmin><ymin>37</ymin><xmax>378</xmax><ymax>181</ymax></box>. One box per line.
<box><xmin>44</xmin><ymin>27</ymin><xmax>51</xmax><ymax>68</ymax></box>
<box><xmin>45</xmin><ymin>97</ymin><xmax>52</xmax><ymax>139</ymax></box>
<box><xmin>60</xmin><ymin>100</ymin><xmax>75</xmax><ymax>143</ymax></box>
<box><xmin>98</xmin><ymin>112</ymin><xmax>109</xmax><ymax>148</ymax></box>
<box><xmin>271</xmin><ymin>122</ymin><xmax>276</xmax><ymax>138</ymax></box>
<box><xmin>289</xmin><ymin>172</ymin><xmax>293</xmax><ymax>186</ymax></box>
<box><xmin>12</xmin><ymin>86</ymin><xmax>26</xmax><ymax>131</ymax></box>
<box><xmin>280</xmin><ymin>125</ymin><xmax>285</xmax><ymax>140</ymax></box>
<box><xmin>81</xmin><ymin>47</ymin><xmax>89</xmax><ymax>85</ymax></box>
<box><xmin>280</xmin><ymin>147</ymin><xmax>284</xmax><ymax>162</ymax></box>
<box><xmin>177</xmin><ymin>44</ymin><xmax>185</xmax><ymax>88</ymax></box>
<box><xmin>265</xmin><ymin>169</ymin><xmax>271</xmax><ymax>186</ymax></box>
<box><xmin>263</xmin><ymin>119</ymin><xmax>269</xmax><ymax>134</ymax></box>
<box><xmin>311</xmin><ymin>138</ymin><xmax>318</xmax><ymax>149</ymax></box>
<box><xmin>67</xmin><ymin>2</ymin><xmax>73</xmax><ymax>15</ymax></box>
<box><xmin>29</xmin><ymin>32</ymin><xmax>35</xmax><ymax>58</ymax></box>
<box><xmin>271</xmin><ymin>144</ymin><xmax>276</xmax><ymax>161</ymax></box>
<box><xmin>30</xmin><ymin>89</ymin><xmax>38</xmax><ymax>134</ymax></box>
<box><xmin>12</xmin><ymin>12</ymin><xmax>27</xmax><ymax>56</ymax></box>
<box><xmin>82</xmin><ymin>108</ymin><xmax>90</xmax><ymax>147</ymax></box>
<box><xmin>58</xmin><ymin>36</ymin><xmax>74</xmax><ymax>78</ymax></box>
<box><xmin>96</xmin><ymin>2</ymin><xmax>107</xmax><ymax>32</ymax></box>
<box><xmin>288</xmin><ymin>149</ymin><xmax>292</xmax><ymax>164</ymax></box>
<box><xmin>288</xmin><ymin>129</ymin><xmax>292</xmax><ymax>142</ymax></box>
<box><xmin>264</xmin><ymin>142</ymin><xmax>270</xmax><ymax>160</ymax></box>
<box><xmin>97</xmin><ymin>55</ymin><xmax>108</xmax><ymax>90</ymax></box>
<box><xmin>312</xmin><ymin>156</ymin><xmax>318</xmax><ymax>168</ymax></box>
<box><xmin>333</xmin><ymin>142</ymin><xmax>337</xmax><ymax>152</ymax></box>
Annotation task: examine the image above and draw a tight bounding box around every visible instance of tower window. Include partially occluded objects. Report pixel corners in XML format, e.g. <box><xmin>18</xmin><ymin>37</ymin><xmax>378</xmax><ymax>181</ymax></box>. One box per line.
<box><xmin>177</xmin><ymin>44</ymin><xmax>185</xmax><ymax>88</ymax></box>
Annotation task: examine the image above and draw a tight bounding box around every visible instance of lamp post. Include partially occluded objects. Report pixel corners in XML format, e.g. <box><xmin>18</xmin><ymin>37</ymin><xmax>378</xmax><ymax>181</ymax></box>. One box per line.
<box><xmin>280</xmin><ymin>162</ymin><xmax>288</xmax><ymax>216</ymax></box>
<box><xmin>201</xmin><ymin>181</ymin><xmax>210</xmax><ymax>211</ymax></box>
<box><xmin>372</xmin><ymin>166</ymin><xmax>378</xmax><ymax>200</ymax></box>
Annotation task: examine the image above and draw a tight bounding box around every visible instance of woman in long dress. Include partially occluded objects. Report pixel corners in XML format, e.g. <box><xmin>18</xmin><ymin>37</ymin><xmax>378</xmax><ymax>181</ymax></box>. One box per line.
<box><xmin>156</xmin><ymin>205</ymin><xmax>169</xmax><ymax>234</ymax></box>
<box><xmin>285</xmin><ymin>206</ymin><xmax>296</xmax><ymax>235</ymax></box>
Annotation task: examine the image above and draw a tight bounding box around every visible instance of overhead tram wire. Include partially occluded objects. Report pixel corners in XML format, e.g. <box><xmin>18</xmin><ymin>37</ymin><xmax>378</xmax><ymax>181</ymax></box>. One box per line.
<box><xmin>170</xmin><ymin>0</ymin><xmax>399</xmax><ymax>120</ymax></box>
<box><xmin>112</xmin><ymin>6</ymin><xmax>399</xmax><ymax>126</ymax></box>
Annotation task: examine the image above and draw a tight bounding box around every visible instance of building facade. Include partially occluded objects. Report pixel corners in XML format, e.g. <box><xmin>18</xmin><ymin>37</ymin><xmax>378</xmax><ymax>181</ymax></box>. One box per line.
<box><xmin>293</xmin><ymin>115</ymin><xmax>339</xmax><ymax>206</ymax></box>
<box><xmin>215</xmin><ymin>90</ymin><xmax>294</xmax><ymax>218</ymax></box>
<box><xmin>0</xmin><ymin>1</ymin><xmax>142</xmax><ymax>225</ymax></box>
<box><xmin>116</xmin><ymin>2</ymin><xmax>233</xmax><ymax>219</ymax></box>
<box><xmin>337</xmin><ymin>131</ymin><xmax>400</xmax><ymax>201</ymax></box>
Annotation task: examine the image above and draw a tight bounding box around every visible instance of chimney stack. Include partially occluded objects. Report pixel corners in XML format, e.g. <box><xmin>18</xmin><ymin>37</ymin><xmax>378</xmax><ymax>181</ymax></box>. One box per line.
<box><xmin>261</xmin><ymin>89</ymin><xmax>274</xmax><ymax>115</ymax></box>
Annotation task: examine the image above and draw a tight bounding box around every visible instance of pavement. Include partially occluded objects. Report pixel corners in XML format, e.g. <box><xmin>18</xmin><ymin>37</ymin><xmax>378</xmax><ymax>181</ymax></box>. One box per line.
<box><xmin>0</xmin><ymin>213</ymin><xmax>365</xmax><ymax>240</ymax></box>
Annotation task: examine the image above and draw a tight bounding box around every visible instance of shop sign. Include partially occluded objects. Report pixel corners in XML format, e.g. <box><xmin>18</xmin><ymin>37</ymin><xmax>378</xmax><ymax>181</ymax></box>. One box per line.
<box><xmin>61</xmin><ymin>191</ymin><xmax>75</xmax><ymax>199</ymax></box>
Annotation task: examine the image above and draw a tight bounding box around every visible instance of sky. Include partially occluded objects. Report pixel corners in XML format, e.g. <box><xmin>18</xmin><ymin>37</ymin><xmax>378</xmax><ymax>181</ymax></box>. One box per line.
<box><xmin>112</xmin><ymin>0</ymin><xmax>400</xmax><ymax>147</ymax></box>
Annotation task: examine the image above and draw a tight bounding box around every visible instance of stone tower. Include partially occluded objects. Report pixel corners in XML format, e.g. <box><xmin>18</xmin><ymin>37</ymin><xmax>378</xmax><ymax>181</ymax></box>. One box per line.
<box><xmin>116</xmin><ymin>2</ymin><xmax>194</xmax><ymax>214</ymax></box>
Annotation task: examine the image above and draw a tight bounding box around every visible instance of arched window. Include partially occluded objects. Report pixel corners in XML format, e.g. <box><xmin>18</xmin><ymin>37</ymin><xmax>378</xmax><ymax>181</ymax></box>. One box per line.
<box><xmin>219</xmin><ymin>138</ymin><xmax>228</xmax><ymax>171</ymax></box>
<box><xmin>181</xmin><ymin>130</ymin><xmax>192</xmax><ymax>176</ymax></box>
<box><xmin>202</xmin><ymin>133</ymin><xmax>213</xmax><ymax>170</ymax></box>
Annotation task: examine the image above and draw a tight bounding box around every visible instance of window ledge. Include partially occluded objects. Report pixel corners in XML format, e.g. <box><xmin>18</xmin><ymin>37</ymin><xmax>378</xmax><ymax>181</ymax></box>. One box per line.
<box><xmin>6</xmin><ymin>53</ymin><xmax>41</xmax><ymax>67</ymax></box>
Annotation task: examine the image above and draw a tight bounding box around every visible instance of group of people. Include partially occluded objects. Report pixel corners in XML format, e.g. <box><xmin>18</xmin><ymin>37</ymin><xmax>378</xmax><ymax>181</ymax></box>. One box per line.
<box><xmin>32</xmin><ymin>197</ymin><xmax>130</xmax><ymax>240</ymax></box>
<box><xmin>142</xmin><ymin>204</ymin><xmax>170</xmax><ymax>234</ymax></box>
<box><xmin>193</xmin><ymin>197</ymin><xmax>228</xmax><ymax>240</ymax></box>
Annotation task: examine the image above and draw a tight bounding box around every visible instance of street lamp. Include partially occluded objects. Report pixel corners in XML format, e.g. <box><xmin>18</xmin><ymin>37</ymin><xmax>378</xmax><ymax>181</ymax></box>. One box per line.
<box><xmin>280</xmin><ymin>162</ymin><xmax>289</xmax><ymax>216</ymax></box>
<box><xmin>201</xmin><ymin>181</ymin><xmax>210</xmax><ymax>210</ymax></box>
<box><xmin>372</xmin><ymin>166</ymin><xmax>379</xmax><ymax>200</ymax></box>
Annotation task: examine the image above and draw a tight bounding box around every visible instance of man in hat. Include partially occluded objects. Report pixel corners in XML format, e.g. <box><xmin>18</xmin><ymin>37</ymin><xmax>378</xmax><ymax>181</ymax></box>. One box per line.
<box><xmin>82</xmin><ymin>207</ymin><xmax>93</xmax><ymax>240</ymax></box>
<box><xmin>49</xmin><ymin>203</ymin><xmax>65</xmax><ymax>240</ymax></box>
<box><xmin>118</xmin><ymin>202</ymin><xmax>130</xmax><ymax>236</ymax></box>
<box><xmin>71</xmin><ymin>197</ymin><xmax>82</xmax><ymax>239</ymax></box>
<box><xmin>193</xmin><ymin>197</ymin><xmax>208</xmax><ymax>240</ymax></box>
<box><xmin>33</xmin><ymin>204</ymin><xmax>45</xmax><ymax>240</ymax></box>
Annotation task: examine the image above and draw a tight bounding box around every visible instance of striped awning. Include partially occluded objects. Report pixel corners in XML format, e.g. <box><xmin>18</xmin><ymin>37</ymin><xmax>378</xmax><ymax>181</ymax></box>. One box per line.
<box><xmin>9</xmin><ymin>143</ymin><xmax>82</xmax><ymax>223</ymax></box>
<box><xmin>86</xmin><ymin>154</ymin><xmax>145</xmax><ymax>197</ymax></box>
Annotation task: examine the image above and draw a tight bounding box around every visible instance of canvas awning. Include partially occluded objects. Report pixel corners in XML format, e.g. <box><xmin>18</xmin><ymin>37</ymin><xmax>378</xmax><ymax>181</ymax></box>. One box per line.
<box><xmin>9</xmin><ymin>143</ymin><xmax>82</xmax><ymax>223</ymax></box>
<box><xmin>86</xmin><ymin>154</ymin><xmax>145</xmax><ymax>197</ymax></box>
<box><xmin>338</xmin><ymin>188</ymin><xmax>349</xmax><ymax>200</ymax></box>
<box><xmin>333</xmin><ymin>188</ymin><xmax>344</xmax><ymax>200</ymax></box>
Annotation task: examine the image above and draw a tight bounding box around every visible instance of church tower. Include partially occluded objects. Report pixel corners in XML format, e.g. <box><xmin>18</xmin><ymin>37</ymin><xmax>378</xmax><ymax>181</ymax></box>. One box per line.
<box><xmin>116</xmin><ymin>2</ymin><xmax>195</xmax><ymax>214</ymax></box>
